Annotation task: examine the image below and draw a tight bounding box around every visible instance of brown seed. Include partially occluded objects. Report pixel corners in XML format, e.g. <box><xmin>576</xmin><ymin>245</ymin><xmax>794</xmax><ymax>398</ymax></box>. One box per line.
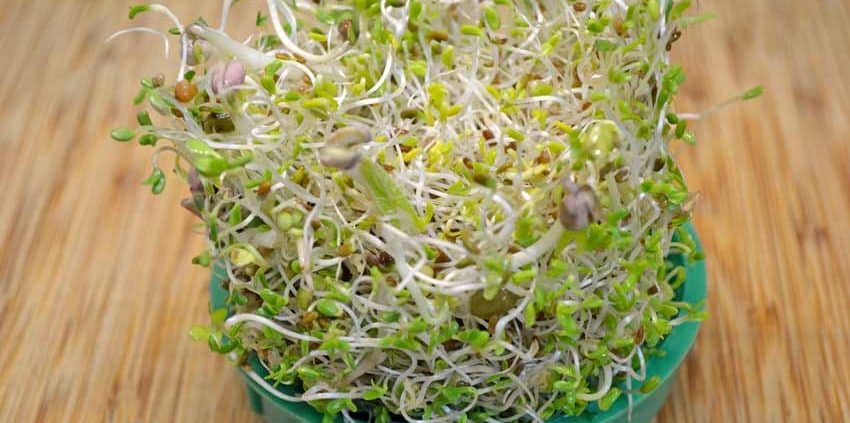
<box><xmin>337</xmin><ymin>243</ymin><xmax>354</xmax><ymax>257</ymax></box>
<box><xmin>470</xmin><ymin>289</ymin><xmax>520</xmax><ymax>320</ymax></box>
<box><xmin>151</xmin><ymin>72</ymin><xmax>165</xmax><ymax>87</ymax></box>
<box><xmin>366</xmin><ymin>251</ymin><xmax>395</xmax><ymax>267</ymax></box>
<box><xmin>634</xmin><ymin>326</ymin><xmax>645</xmax><ymax>344</ymax></box>
<box><xmin>426</xmin><ymin>30</ymin><xmax>449</xmax><ymax>42</ymax></box>
<box><xmin>299</xmin><ymin>311</ymin><xmax>319</xmax><ymax>326</ymax></box>
<box><xmin>174</xmin><ymin>80</ymin><xmax>198</xmax><ymax>103</ymax></box>
<box><xmin>400</xmin><ymin>108</ymin><xmax>420</xmax><ymax>120</ymax></box>
<box><xmin>666</xmin><ymin>29</ymin><xmax>683</xmax><ymax>51</ymax></box>
<box><xmin>613</xmin><ymin>18</ymin><xmax>627</xmax><ymax>37</ymax></box>
<box><xmin>338</xmin><ymin>19</ymin><xmax>353</xmax><ymax>42</ymax></box>
<box><xmin>257</xmin><ymin>180</ymin><xmax>272</xmax><ymax>196</ymax></box>
<box><xmin>573</xmin><ymin>2</ymin><xmax>587</xmax><ymax>12</ymax></box>
<box><xmin>482</xmin><ymin>128</ymin><xmax>495</xmax><ymax>140</ymax></box>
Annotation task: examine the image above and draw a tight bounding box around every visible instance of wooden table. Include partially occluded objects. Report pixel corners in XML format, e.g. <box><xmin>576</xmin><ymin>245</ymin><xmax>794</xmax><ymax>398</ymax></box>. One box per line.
<box><xmin>1</xmin><ymin>1</ymin><xmax>848</xmax><ymax>421</ymax></box>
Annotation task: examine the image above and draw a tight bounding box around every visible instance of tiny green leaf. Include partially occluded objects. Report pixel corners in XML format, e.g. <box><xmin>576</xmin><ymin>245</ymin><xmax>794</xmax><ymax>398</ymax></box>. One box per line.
<box><xmin>138</xmin><ymin>133</ymin><xmax>157</xmax><ymax>146</ymax></box>
<box><xmin>110</xmin><ymin>128</ymin><xmax>135</xmax><ymax>142</ymax></box>
<box><xmin>136</xmin><ymin>111</ymin><xmax>152</xmax><ymax>126</ymax></box>
<box><xmin>189</xmin><ymin>326</ymin><xmax>211</xmax><ymax>341</ymax></box>
<box><xmin>483</xmin><ymin>7</ymin><xmax>501</xmax><ymax>30</ymax></box>
<box><xmin>595</xmin><ymin>39</ymin><xmax>617</xmax><ymax>52</ymax></box>
<box><xmin>456</xmin><ymin>329</ymin><xmax>490</xmax><ymax>350</ymax></box>
<box><xmin>128</xmin><ymin>4</ymin><xmax>150</xmax><ymax>19</ymax></box>
<box><xmin>640</xmin><ymin>375</ymin><xmax>662</xmax><ymax>393</ymax></box>
<box><xmin>460</xmin><ymin>24</ymin><xmax>484</xmax><ymax>37</ymax></box>
<box><xmin>741</xmin><ymin>85</ymin><xmax>764</xmax><ymax>100</ymax></box>
<box><xmin>316</xmin><ymin>299</ymin><xmax>342</xmax><ymax>317</ymax></box>
<box><xmin>256</xmin><ymin>11</ymin><xmax>267</xmax><ymax>26</ymax></box>
<box><xmin>598</xmin><ymin>387</ymin><xmax>621</xmax><ymax>411</ymax></box>
<box><xmin>441</xmin><ymin>386</ymin><xmax>475</xmax><ymax>402</ymax></box>
<box><xmin>143</xmin><ymin>168</ymin><xmax>165</xmax><ymax>194</ymax></box>
<box><xmin>357</xmin><ymin>160</ymin><xmax>425</xmax><ymax>233</ymax></box>
<box><xmin>363</xmin><ymin>384</ymin><xmax>387</xmax><ymax>400</ymax></box>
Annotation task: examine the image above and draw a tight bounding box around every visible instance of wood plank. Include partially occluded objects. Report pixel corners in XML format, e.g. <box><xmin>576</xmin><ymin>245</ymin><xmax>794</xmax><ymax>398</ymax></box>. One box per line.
<box><xmin>0</xmin><ymin>1</ymin><xmax>847</xmax><ymax>421</ymax></box>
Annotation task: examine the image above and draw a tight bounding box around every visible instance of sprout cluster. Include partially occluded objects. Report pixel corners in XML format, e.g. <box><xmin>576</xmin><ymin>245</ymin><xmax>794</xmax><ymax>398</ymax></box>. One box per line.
<box><xmin>112</xmin><ymin>1</ymin><xmax>713</xmax><ymax>422</ymax></box>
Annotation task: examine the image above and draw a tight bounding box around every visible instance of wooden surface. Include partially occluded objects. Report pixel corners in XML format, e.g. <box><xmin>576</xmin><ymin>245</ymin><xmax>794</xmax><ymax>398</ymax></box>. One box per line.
<box><xmin>1</xmin><ymin>0</ymin><xmax>848</xmax><ymax>421</ymax></box>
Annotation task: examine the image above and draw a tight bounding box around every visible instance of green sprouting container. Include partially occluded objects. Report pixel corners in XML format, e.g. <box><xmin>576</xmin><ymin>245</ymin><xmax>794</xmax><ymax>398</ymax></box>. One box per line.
<box><xmin>210</xmin><ymin>224</ymin><xmax>706</xmax><ymax>423</ymax></box>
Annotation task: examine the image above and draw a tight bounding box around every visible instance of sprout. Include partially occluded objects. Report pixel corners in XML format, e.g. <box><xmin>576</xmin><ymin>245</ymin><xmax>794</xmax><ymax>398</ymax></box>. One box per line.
<box><xmin>111</xmin><ymin>0</ymin><xmax>712</xmax><ymax>421</ymax></box>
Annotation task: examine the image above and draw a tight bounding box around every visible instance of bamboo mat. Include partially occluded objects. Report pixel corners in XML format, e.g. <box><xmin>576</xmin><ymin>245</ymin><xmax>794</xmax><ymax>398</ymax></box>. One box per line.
<box><xmin>1</xmin><ymin>0</ymin><xmax>848</xmax><ymax>421</ymax></box>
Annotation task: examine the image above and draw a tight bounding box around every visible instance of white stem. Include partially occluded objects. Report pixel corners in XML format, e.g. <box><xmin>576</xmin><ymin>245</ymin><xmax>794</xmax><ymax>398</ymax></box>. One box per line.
<box><xmin>225</xmin><ymin>313</ymin><xmax>319</xmax><ymax>342</ymax></box>
<box><xmin>510</xmin><ymin>225</ymin><xmax>565</xmax><ymax>270</ymax></box>
<box><xmin>105</xmin><ymin>28</ymin><xmax>170</xmax><ymax>58</ymax></box>
<box><xmin>266</xmin><ymin>0</ymin><xmax>346</xmax><ymax>63</ymax></box>
<box><xmin>218</xmin><ymin>0</ymin><xmax>233</xmax><ymax>31</ymax></box>
<box><xmin>188</xmin><ymin>25</ymin><xmax>273</xmax><ymax>70</ymax></box>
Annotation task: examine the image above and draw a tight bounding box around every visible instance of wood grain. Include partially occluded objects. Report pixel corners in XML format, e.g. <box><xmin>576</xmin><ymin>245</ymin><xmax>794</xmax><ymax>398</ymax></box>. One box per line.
<box><xmin>0</xmin><ymin>1</ymin><xmax>848</xmax><ymax>422</ymax></box>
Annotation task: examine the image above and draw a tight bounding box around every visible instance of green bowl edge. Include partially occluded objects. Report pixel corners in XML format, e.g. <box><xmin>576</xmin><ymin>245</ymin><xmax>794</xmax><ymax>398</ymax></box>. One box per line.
<box><xmin>210</xmin><ymin>223</ymin><xmax>707</xmax><ymax>423</ymax></box>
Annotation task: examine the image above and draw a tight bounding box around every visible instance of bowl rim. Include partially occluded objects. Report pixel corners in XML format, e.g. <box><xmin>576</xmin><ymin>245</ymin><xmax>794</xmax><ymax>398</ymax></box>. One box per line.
<box><xmin>210</xmin><ymin>222</ymin><xmax>707</xmax><ymax>423</ymax></box>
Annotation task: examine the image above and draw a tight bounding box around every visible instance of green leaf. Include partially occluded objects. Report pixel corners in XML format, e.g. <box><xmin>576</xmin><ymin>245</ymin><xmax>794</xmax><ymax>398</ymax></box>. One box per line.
<box><xmin>192</xmin><ymin>250</ymin><xmax>211</xmax><ymax>267</ymax></box>
<box><xmin>680</xmin><ymin>12</ymin><xmax>716</xmax><ymax>27</ymax></box>
<box><xmin>669</xmin><ymin>0</ymin><xmax>692</xmax><ymax>20</ymax></box>
<box><xmin>136</xmin><ymin>111</ymin><xmax>152</xmax><ymax>126</ymax></box>
<box><xmin>211</xmin><ymin>308</ymin><xmax>228</xmax><ymax>326</ymax></box>
<box><xmin>128</xmin><ymin>4</ymin><xmax>150</xmax><ymax>19</ymax></box>
<box><xmin>138</xmin><ymin>133</ymin><xmax>157</xmax><ymax>146</ymax></box>
<box><xmin>456</xmin><ymin>329</ymin><xmax>490</xmax><ymax>350</ymax></box>
<box><xmin>189</xmin><ymin>326</ymin><xmax>211</xmax><ymax>341</ymax></box>
<box><xmin>595</xmin><ymin>39</ymin><xmax>617</xmax><ymax>52</ymax></box>
<box><xmin>640</xmin><ymin>375</ymin><xmax>662</xmax><ymax>393</ymax></box>
<box><xmin>228</xmin><ymin>203</ymin><xmax>242</xmax><ymax>226</ymax></box>
<box><xmin>440</xmin><ymin>386</ymin><xmax>475</xmax><ymax>402</ymax></box>
<box><xmin>133</xmin><ymin>88</ymin><xmax>148</xmax><ymax>105</ymax></box>
<box><xmin>460</xmin><ymin>24</ymin><xmax>484</xmax><ymax>37</ymax></box>
<box><xmin>256</xmin><ymin>11</ymin><xmax>267</xmax><ymax>26</ymax></box>
<box><xmin>316</xmin><ymin>299</ymin><xmax>342</xmax><ymax>317</ymax></box>
<box><xmin>110</xmin><ymin>128</ymin><xmax>135</xmax><ymax>142</ymax></box>
<box><xmin>598</xmin><ymin>387</ymin><xmax>621</xmax><ymax>411</ymax></box>
<box><xmin>483</xmin><ymin>7</ymin><xmax>501</xmax><ymax>30</ymax></box>
<box><xmin>741</xmin><ymin>85</ymin><xmax>764</xmax><ymax>100</ymax></box>
<box><xmin>319</xmin><ymin>337</ymin><xmax>350</xmax><ymax>355</ymax></box>
<box><xmin>363</xmin><ymin>383</ymin><xmax>387</xmax><ymax>400</ymax></box>
<box><xmin>357</xmin><ymin>160</ymin><xmax>425</xmax><ymax>232</ymax></box>
<box><xmin>143</xmin><ymin>168</ymin><xmax>165</xmax><ymax>194</ymax></box>
<box><xmin>229</xmin><ymin>247</ymin><xmax>256</xmax><ymax>266</ymax></box>
<box><xmin>409</xmin><ymin>60</ymin><xmax>427</xmax><ymax>77</ymax></box>
<box><xmin>186</xmin><ymin>139</ymin><xmax>229</xmax><ymax>177</ymax></box>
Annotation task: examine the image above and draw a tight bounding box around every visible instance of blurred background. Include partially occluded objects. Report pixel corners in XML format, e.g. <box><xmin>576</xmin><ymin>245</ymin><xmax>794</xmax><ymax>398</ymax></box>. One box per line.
<box><xmin>0</xmin><ymin>0</ymin><xmax>848</xmax><ymax>421</ymax></box>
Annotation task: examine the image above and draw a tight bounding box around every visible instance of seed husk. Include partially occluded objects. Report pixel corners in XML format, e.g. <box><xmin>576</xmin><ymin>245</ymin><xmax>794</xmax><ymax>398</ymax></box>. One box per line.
<box><xmin>319</xmin><ymin>146</ymin><xmax>361</xmax><ymax>170</ymax></box>
<box><xmin>559</xmin><ymin>181</ymin><xmax>598</xmax><ymax>230</ymax></box>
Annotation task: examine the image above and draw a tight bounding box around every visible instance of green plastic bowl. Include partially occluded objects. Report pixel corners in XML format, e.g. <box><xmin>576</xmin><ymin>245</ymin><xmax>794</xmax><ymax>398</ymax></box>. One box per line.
<box><xmin>210</xmin><ymin>223</ymin><xmax>706</xmax><ymax>423</ymax></box>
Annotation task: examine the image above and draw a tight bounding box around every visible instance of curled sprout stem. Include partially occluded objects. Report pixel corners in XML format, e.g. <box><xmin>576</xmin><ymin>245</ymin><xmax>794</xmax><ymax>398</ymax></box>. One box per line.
<box><xmin>112</xmin><ymin>0</ymin><xmax>711</xmax><ymax>421</ymax></box>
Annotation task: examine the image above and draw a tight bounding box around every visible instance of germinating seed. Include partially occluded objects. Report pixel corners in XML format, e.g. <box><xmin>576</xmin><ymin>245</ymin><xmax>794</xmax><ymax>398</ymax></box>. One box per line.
<box><xmin>108</xmin><ymin>0</ymin><xmax>713</xmax><ymax>421</ymax></box>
